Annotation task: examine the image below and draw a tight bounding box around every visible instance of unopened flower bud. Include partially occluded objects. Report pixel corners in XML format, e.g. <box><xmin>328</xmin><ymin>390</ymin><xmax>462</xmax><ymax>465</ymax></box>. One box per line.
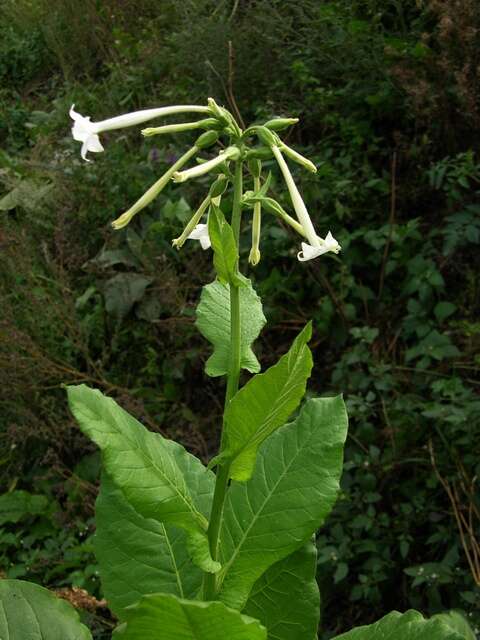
<box><xmin>248</xmin><ymin>159</ymin><xmax>262</xmax><ymax>179</ymax></box>
<box><xmin>245</xmin><ymin>146</ymin><xmax>274</xmax><ymax>161</ymax></box>
<box><xmin>254</xmin><ymin>126</ymin><xmax>280</xmax><ymax>147</ymax></box>
<box><xmin>249</xmin><ymin>174</ymin><xmax>262</xmax><ymax>267</ymax></box>
<box><xmin>248</xmin><ymin>246</ymin><xmax>261</xmax><ymax>266</ymax></box>
<box><xmin>195</xmin><ymin>130</ymin><xmax>220</xmax><ymax>149</ymax></box>
<box><xmin>209</xmin><ymin>175</ymin><xmax>229</xmax><ymax>198</ymax></box>
<box><xmin>264</xmin><ymin>117</ymin><xmax>299</xmax><ymax>131</ymax></box>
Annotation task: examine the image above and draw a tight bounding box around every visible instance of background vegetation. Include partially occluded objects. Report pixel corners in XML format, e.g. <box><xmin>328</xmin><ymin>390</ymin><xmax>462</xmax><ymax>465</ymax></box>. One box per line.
<box><xmin>0</xmin><ymin>0</ymin><xmax>479</xmax><ymax>637</ymax></box>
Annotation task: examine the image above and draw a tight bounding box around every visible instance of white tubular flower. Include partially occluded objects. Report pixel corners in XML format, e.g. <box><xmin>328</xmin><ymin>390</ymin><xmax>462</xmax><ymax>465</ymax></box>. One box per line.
<box><xmin>271</xmin><ymin>145</ymin><xmax>321</xmax><ymax>248</ymax></box>
<box><xmin>172</xmin><ymin>146</ymin><xmax>240</xmax><ymax>183</ymax></box>
<box><xmin>172</xmin><ymin>194</ymin><xmax>211</xmax><ymax>250</ymax></box>
<box><xmin>187</xmin><ymin>224</ymin><xmax>211</xmax><ymax>250</ymax></box>
<box><xmin>70</xmin><ymin>104</ymin><xmax>210</xmax><ymax>161</ymax></box>
<box><xmin>298</xmin><ymin>231</ymin><xmax>341</xmax><ymax>262</ymax></box>
<box><xmin>70</xmin><ymin>106</ymin><xmax>104</xmax><ymax>161</ymax></box>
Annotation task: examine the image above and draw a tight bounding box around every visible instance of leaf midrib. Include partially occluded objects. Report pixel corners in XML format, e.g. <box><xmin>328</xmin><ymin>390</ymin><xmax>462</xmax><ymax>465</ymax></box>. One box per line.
<box><xmin>219</xmin><ymin>424</ymin><xmax>312</xmax><ymax>589</ymax></box>
<box><xmin>229</xmin><ymin>344</ymin><xmax>308</xmax><ymax>462</ymax></box>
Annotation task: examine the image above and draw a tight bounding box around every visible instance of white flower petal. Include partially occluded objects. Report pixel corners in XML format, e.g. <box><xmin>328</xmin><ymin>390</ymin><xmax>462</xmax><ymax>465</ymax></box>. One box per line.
<box><xmin>297</xmin><ymin>242</ymin><xmax>329</xmax><ymax>262</ymax></box>
<box><xmin>199</xmin><ymin>235</ymin><xmax>211</xmax><ymax>250</ymax></box>
<box><xmin>86</xmin><ymin>134</ymin><xmax>104</xmax><ymax>153</ymax></box>
<box><xmin>323</xmin><ymin>230</ymin><xmax>341</xmax><ymax>253</ymax></box>
<box><xmin>70</xmin><ymin>105</ymin><xmax>97</xmax><ymax>141</ymax></box>
<box><xmin>325</xmin><ymin>230</ymin><xmax>334</xmax><ymax>243</ymax></box>
<box><xmin>187</xmin><ymin>224</ymin><xmax>211</xmax><ymax>250</ymax></box>
<box><xmin>80</xmin><ymin>139</ymin><xmax>91</xmax><ymax>162</ymax></box>
<box><xmin>297</xmin><ymin>232</ymin><xmax>341</xmax><ymax>262</ymax></box>
<box><xmin>80</xmin><ymin>134</ymin><xmax>104</xmax><ymax>161</ymax></box>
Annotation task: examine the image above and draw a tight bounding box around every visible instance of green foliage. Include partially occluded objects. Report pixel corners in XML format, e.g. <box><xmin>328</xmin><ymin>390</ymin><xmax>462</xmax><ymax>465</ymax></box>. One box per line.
<box><xmin>431</xmin><ymin>611</ymin><xmax>477</xmax><ymax>640</ymax></box>
<box><xmin>0</xmin><ymin>579</ymin><xmax>92</xmax><ymax>640</ymax></box>
<box><xmin>113</xmin><ymin>593</ymin><xmax>267</xmax><ymax>640</ymax></box>
<box><xmin>95</xmin><ymin>474</ymin><xmax>203</xmax><ymax>618</ymax></box>
<box><xmin>196</xmin><ymin>280</ymin><xmax>265</xmax><ymax>377</ymax></box>
<box><xmin>218</xmin><ymin>397</ymin><xmax>348</xmax><ymax>610</ymax></box>
<box><xmin>67</xmin><ymin>385</ymin><xmax>218</xmax><ymax>574</ymax></box>
<box><xmin>0</xmin><ymin>486</ymin><xmax>98</xmax><ymax>593</ymax></box>
<box><xmin>208</xmin><ymin>204</ymin><xmax>241</xmax><ymax>285</ymax></box>
<box><xmin>244</xmin><ymin>542</ymin><xmax>320</xmax><ymax>640</ymax></box>
<box><xmin>223</xmin><ymin>323</ymin><xmax>313</xmax><ymax>481</ymax></box>
<box><xmin>333</xmin><ymin>609</ymin><xmax>463</xmax><ymax>640</ymax></box>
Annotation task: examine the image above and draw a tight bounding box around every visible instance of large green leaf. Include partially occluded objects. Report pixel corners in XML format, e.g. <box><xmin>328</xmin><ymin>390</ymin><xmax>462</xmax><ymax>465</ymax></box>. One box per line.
<box><xmin>113</xmin><ymin>593</ymin><xmax>266</xmax><ymax>640</ymax></box>
<box><xmin>67</xmin><ymin>384</ymin><xmax>218</xmax><ymax>574</ymax></box>
<box><xmin>218</xmin><ymin>396</ymin><xmax>348</xmax><ymax>610</ymax></box>
<box><xmin>224</xmin><ymin>323</ymin><xmax>313</xmax><ymax>481</ymax></box>
<box><xmin>95</xmin><ymin>474</ymin><xmax>206</xmax><ymax>618</ymax></box>
<box><xmin>332</xmin><ymin>610</ymin><xmax>463</xmax><ymax>640</ymax></box>
<box><xmin>244</xmin><ymin>541</ymin><xmax>320</xmax><ymax>640</ymax></box>
<box><xmin>0</xmin><ymin>579</ymin><xmax>92</xmax><ymax>640</ymax></box>
<box><xmin>431</xmin><ymin>611</ymin><xmax>476</xmax><ymax>640</ymax></box>
<box><xmin>196</xmin><ymin>279</ymin><xmax>265</xmax><ymax>377</ymax></box>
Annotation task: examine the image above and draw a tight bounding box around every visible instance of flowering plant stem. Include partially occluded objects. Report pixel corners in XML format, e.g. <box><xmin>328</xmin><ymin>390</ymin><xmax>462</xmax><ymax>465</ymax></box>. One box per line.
<box><xmin>204</xmin><ymin>159</ymin><xmax>243</xmax><ymax>600</ymax></box>
<box><xmin>1</xmin><ymin>99</ymin><xmax>464</xmax><ymax>640</ymax></box>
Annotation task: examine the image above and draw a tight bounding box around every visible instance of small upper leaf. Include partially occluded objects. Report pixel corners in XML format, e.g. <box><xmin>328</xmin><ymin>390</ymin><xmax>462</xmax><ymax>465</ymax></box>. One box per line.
<box><xmin>196</xmin><ymin>279</ymin><xmax>265</xmax><ymax>377</ymax></box>
<box><xmin>244</xmin><ymin>541</ymin><xmax>320</xmax><ymax>640</ymax></box>
<box><xmin>224</xmin><ymin>323</ymin><xmax>313</xmax><ymax>481</ymax></box>
<box><xmin>208</xmin><ymin>204</ymin><xmax>240</xmax><ymax>285</ymax></box>
<box><xmin>218</xmin><ymin>396</ymin><xmax>348</xmax><ymax>610</ymax></box>
<box><xmin>0</xmin><ymin>579</ymin><xmax>92</xmax><ymax>640</ymax></box>
<box><xmin>67</xmin><ymin>384</ymin><xmax>218</xmax><ymax>574</ymax></box>
<box><xmin>113</xmin><ymin>593</ymin><xmax>266</xmax><ymax>640</ymax></box>
<box><xmin>332</xmin><ymin>610</ymin><xmax>463</xmax><ymax>640</ymax></box>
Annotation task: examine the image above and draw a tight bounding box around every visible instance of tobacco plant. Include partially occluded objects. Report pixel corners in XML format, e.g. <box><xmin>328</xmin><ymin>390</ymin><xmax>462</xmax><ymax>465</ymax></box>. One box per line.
<box><xmin>0</xmin><ymin>99</ymin><xmax>472</xmax><ymax>640</ymax></box>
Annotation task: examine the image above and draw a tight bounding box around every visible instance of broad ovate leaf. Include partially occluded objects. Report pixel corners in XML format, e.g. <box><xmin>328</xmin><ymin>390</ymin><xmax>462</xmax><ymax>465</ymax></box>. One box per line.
<box><xmin>196</xmin><ymin>279</ymin><xmax>265</xmax><ymax>377</ymax></box>
<box><xmin>67</xmin><ymin>384</ymin><xmax>218</xmax><ymax>574</ymax></box>
<box><xmin>95</xmin><ymin>474</ymin><xmax>207</xmax><ymax>618</ymax></box>
<box><xmin>332</xmin><ymin>609</ymin><xmax>464</xmax><ymax>640</ymax></box>
<box><xmin>113</xmin><ymin>593</ymin><xmax>266</xmax><ymax>640</ymax></box>
<box><xmin>224</xmin><ymin>323</ymin><xmax>313</xmax><ymax>481</ymax></box>
<box><xmin>0</xmin><ymin>579</ymin><xmax>92</xmax><ymax>640</ymax></box>
<box><xmin>431</xmin><ymin>611</ymin><xmax>476</xmax><ymax>640</ymax></box>
<box><xmin>244</xmin><ymin>541</ymin><xmax>320</xmax><ymax>640</ymax></box>
<box><xmin>218</xmin><ymin>396</ymin><xmax>348</xmax><ymax>610</ymax></box>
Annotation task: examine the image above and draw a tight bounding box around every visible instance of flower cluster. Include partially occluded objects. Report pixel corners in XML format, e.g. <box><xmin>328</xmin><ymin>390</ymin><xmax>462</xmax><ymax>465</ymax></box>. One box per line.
<box><xmin>70</xmin><ymin>100</ymin><xmax>341</xmax><ymax>263</ymax></box>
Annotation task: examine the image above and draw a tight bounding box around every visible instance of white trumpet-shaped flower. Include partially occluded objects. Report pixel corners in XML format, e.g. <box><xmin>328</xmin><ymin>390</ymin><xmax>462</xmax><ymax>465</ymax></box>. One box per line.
<box><xmin>271</xmin><ymin>145</ymin><xmax>321</xmax><ymax>248</ymax></box>
<box><xmin>70</xmin><ymin>104</ymin><xmax>210</xmax><ymax>161</ymax></box>
<box><xmin>187</xmin><ymin>224</ymin><xmax>211</xmax><ymax>250</ymax></box>
<box><xmin>298</xmin><ymin>231</ymin><xmax>341</xmax><ymax>262</ymax></box>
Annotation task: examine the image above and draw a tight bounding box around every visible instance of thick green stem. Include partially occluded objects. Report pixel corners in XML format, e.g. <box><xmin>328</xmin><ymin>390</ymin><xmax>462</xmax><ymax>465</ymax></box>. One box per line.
<box><xmin>204</xmin><ymin>159</ymin><xmax>243</xmax><ymax>601</ymax></box>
